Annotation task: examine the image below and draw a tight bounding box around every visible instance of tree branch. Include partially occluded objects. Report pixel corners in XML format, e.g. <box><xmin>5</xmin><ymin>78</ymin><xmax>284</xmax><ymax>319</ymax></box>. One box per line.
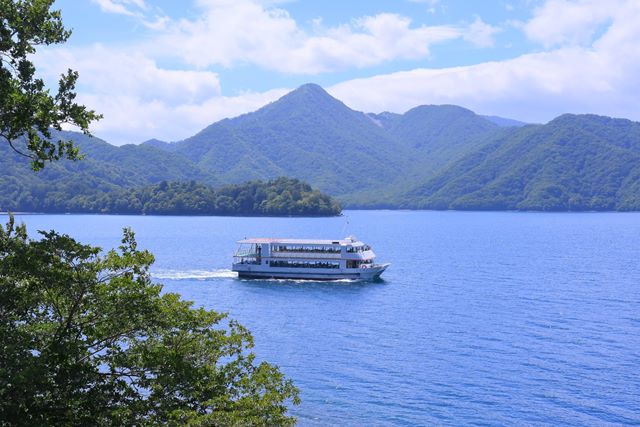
<box><xmin>7</xmin><ymin>138</ymin><xmax>37</xmax><ymax>160</ymax></box>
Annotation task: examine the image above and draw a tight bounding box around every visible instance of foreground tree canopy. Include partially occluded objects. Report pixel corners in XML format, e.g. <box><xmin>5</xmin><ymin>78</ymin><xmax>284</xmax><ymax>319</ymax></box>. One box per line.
<box><xmin>0</xmin><ymin>217</ymin><xmax>300</xmax><ymax>425</ymax></box>
<box><xmin>0</xmin><ymin>0</ymin><xmax>100</xmax><ymax>170</ymax></box>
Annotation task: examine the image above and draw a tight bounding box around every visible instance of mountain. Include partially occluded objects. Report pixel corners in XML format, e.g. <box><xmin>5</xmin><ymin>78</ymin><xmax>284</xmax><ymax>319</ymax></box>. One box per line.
<box><xmin>399</xmin><ymin>114</ymin><xmax>640</xmax><ymax>211</ymax></box>
<box><xmin>382</xmin><ymin>105</ymin><xmax>502</xmax><ymax>173</ymax></box>
<box><xmin>481</xmin><ymin>115</ymin><xmax>528</xmax><ymax>127</ymax></box>
<box><xmin>0</xmin><ymin>130</ymin><xmax>219</xmax><ymax>212</ymax></box>
<box><xmin>167</xmin><ymin>83</ymin><xmax>410</xmax><ymax>197</ymax></box>
<box><xmin>2</xmin><ymin>84</ymin><xmax>639</xmax><ymax>212</ymax></box>
<box><xmin>164</xmin><ymin>85</ymin><xmax>507</xmax><ymax>201</ymax></box>
<box><xmin>366</xmin><ymin>112</ymin><xmax>402</xmax><ymax>129</ymax></box>
<box><xmin>141</xmin><ymin>138</ymin><xmax>175</xmax><ymax>151</ymax></box>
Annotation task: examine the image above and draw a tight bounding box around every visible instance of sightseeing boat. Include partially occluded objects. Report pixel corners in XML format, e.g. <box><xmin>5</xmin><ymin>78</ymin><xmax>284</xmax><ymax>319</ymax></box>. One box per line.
<box><xmin>232</xmin><ymin>236</ymin><xmax>389</xmax><ymax>280</ymax></box>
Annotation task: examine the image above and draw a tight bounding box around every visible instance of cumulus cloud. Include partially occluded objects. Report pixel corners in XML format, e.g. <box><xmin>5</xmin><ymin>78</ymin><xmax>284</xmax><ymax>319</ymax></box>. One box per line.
<box><xmin>330</xmin><ymin>0</ymin><xmax>640</xmax><ymax>123</ymax></box>
<box><xmin>152</xmin><ymin>0</ymin><xmax>494</xmax><ymax>73</ymax></box>
<box><xmin>37</xmin><ymin>46</ymin><xmax>221</xmax><ymax>105</ymax></box>
<box><xmin>91</xmin><ymin>0</ymin><xmax>147</xmax><ymax>16</ymax></box>
<box><xmin>463</xmin><ymin>17</ymin><xmax>500</xmax><ymax>47</ymax></box>
<box><xmin>524</xmin><ymin>0</ymin><xmax>614</xmax><ymax>47</ymax></box>
<box><xmin>35</xmin><ymin>45</ymin><xmax>247</xmax><ymax>144</ymax></box>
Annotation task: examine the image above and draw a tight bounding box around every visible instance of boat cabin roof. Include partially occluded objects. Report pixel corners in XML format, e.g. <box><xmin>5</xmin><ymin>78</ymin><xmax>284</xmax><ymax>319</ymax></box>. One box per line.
<box><xmin>238</xmin><ymin>237</ymin><xmax>362</xmax><ymax>246</ymax></box>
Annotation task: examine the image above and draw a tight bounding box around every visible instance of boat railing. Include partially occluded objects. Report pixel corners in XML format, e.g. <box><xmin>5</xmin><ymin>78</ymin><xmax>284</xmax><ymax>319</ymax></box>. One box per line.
<box><xmin>270</xmin><ymin>252</ymin><xmax>340</xmax><ymax>259</ymax></box>
<box><xmin>272</xmin><ymin>248</ymin><xmax>341</xmax><ymax>254</ymax></box>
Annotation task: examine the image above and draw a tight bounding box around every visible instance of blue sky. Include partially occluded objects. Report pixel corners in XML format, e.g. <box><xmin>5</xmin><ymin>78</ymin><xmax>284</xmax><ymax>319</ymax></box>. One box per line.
<box><xmin>39</xmin><ymin>0</ymin><xmax>640</xmax><ymax>145</ymax></box>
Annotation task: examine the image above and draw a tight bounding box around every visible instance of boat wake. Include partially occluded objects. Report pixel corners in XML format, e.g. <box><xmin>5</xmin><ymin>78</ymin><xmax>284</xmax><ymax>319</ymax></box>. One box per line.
<box><xmin>152</xmin><ymin>269</ymin><xmax>238</xmax><ymax>280</ymax></box>
<box><xmin>152</xmin><ymin>269</ymin><xmax>371</xmax><ymax>284</ymax></box>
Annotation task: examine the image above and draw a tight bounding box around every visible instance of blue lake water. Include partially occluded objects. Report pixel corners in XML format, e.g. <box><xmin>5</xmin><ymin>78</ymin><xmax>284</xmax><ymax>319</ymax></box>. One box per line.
<box><xmin>9</xmin><ymin>210</ymin><xmax>640</xmax><ymax>425</ymax></box>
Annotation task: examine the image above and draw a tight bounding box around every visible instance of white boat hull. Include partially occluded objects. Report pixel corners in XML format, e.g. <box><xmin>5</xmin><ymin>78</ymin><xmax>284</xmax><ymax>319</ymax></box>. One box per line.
<box><xmin>234</xmin><ymin>263</ymin><xmax>389</xmax><ymax>281</ymax></box>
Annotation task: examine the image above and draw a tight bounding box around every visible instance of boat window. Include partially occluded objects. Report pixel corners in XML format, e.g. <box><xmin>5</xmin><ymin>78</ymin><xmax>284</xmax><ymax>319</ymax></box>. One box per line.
<box><xmin>272</xmin><ymin>245</ymin><xmax>340</xmax><ymax>254</ymax></box>
<box><xmin>346</xmin><ymin>245</ymin><xmax>370</xmax><ymax>253</ymax></box>
<box><xmin>270</xmin><ymin>260</ymin><xmax>340</xmax><ymax>269</ymax></box>
<box><xmin>347</xmin><ymin>260</ymin><xmax>373</xmax><ymax>268</ymax></box>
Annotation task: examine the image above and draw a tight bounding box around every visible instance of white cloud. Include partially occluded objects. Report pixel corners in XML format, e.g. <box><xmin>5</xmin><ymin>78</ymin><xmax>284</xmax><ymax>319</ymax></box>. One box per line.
<box><xmin>35</xmin><ymin>45</ymin><xmax>243</xmax><ymax>144</ymax></box>
<box><xmin>91</xmin><ymin>0</ymin><xmax>146</xmax><ymax>16</ymax></box>
<box><xmin>463</xmin><ymin>17</ymin><xmax>500</xmax><ymax>47</ymax></box>
<box><xmin>524</xmin><ymin>0</ymin><xmax>614</xmax><ymax>47</ymax></box>
<box><xmin>152</xmin><ymin>0</ymin><xmax>491</xmax><ymax>73</ymax></box>
<box><xmin>329</xmin><ymin>0</ymin><xmax>640</xmax><ymax>123</ymax></box>
<box><xmin>38</xmin><ymin>46</ymin><xmax>221</xmax><ymax>105</ymax></box>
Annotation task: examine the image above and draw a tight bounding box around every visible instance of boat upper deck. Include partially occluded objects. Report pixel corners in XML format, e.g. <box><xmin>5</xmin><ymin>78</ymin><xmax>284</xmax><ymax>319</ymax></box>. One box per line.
<box><xmin>238</xmin><ymin>237</ymin><xmax>363</xmax><ymax>246</ymax></box>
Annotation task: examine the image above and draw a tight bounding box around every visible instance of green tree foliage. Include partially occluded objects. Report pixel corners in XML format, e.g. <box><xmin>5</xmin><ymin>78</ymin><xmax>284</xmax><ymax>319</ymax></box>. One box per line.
<box><xmin>0</xmin><ymin>176</ymin><xmax>342</xmax><ymax>216</ymax></box>
<box><xmin>0</xmin><ymin>0</ymin><xmax>101</xmax><ymax>170</ymax></box>
<box><xmin>0</xmin><ymin>216</ymin><xmax>300</xmax><ymax>425</ymax></box>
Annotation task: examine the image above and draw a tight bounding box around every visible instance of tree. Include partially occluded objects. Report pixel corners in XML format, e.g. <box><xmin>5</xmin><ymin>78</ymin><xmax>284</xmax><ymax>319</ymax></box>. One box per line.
<box><xmin>1</xmin><ymin>3</ymin><xmax>300</xmax><ymax>424</ymax></box>
<box><xmin>0</xmin><ymin>216</ymin><xmax>300</xmax><ymax>425</ymax></box>
<box><xmin>0</xmin><ymin>0</ymin><xmax>101</xmax><ymax>170</ymax></box>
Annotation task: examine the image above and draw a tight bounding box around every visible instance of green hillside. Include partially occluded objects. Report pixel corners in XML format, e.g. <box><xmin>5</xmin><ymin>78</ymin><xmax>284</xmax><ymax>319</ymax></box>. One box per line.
<box><xmin>384</xmin><ymin>105</ymin><xmax>501</xmax><ymax>171</ymax></box>
<box><xmin>399</xmin><ymin>114</ymin><xmax>640</xmax><ymax>211</ymax></box>
<box><xmin>168</xmin><ymin>83</ymin><xmax>411</xmax><ymax>196</ymax></box>
<box><xmin>0</xmin><ymin>130</ymin><xmax>219</xmax><ymax>212</ymax></box>
<box><xmin>353</xmin><ymin>105</ymin><xmax>506</xmax><ymax>207</ymax></box>
<box><xmin>2</xmin><ymin>84</ymin><xmax>639</xmax><ymax>212</ymax></box>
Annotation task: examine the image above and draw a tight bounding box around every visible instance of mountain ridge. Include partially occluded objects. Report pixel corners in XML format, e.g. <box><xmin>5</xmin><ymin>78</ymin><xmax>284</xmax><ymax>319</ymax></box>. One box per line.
<box><xmin>396</xmin><ymin>114</ymin><xmax>640</xmax><ymax>211</ymax></box>
<box><xmin>1</xmin><ymin>83</ymin><xmax>638</xmax><ymax>211</ymax></box>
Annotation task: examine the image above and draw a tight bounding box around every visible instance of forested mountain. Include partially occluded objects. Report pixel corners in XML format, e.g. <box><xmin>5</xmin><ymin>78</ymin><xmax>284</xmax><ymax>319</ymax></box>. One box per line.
<box><xmin>0</xmin><ymin>130</ymin><xmax>222</xmax><ymax>213</ymax></box>
<box><xmin>379</xmin><ymin>104</ymin><xmax>502</xmax><ymax>171</ymax></box>
<box><xmin>2</xmin><ymin>84</ymin><xmax>639</xmax><ymax>212</ymax></box>
<box><xmin>398</xmin><ymin>115</ymin><xmax>640</xmax><ymax>211</ymax></box>
<box><xmin>140</xmin><ymin>138</ymin><xmax>174</xmax><ymax>151</ymax></box>
<box><xmin>162</xmin><ymin>83</ymin><xmax>410</xmax><ymax>197</ymax></box>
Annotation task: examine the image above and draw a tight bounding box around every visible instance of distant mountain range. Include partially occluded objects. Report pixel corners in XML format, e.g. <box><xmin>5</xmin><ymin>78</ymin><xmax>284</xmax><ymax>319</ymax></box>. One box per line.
<box><xmin>1</xmin><ymin>83</ymin><xmax>639</xmax><ymax>212</ymax></box>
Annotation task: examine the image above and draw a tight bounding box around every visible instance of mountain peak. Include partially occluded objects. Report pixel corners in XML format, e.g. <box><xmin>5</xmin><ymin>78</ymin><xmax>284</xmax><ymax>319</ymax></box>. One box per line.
<box><xmin>281</xmin><ymin>83</ymin><xmax>336</xmax><ymax>104</ymax></box>
<box><xmin>141</xmin><ymin>138</ymin><xmax>176</xmax><ymax>152</ymax></box>
<box><xmin>405</xmin><ymin>104</ymin><xmax>477</xmax><ymax>117</ymax></box>
<box><xmin>142</xmin><ymin>138</ymin><xmax>169</xmax><ymax>146</ymax></box>
<box><xmin>246</xmin><ymin>82</ymin><xmax>355</xmax><ymax>121</ymax></box>
<box><xmin>294</xmin><ymin>82</ymin><xmax>328</xmax><ymax>94</ymax></box>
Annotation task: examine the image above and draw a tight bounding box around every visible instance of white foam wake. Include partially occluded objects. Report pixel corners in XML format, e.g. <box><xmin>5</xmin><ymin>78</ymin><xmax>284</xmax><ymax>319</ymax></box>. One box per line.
<box><xmin>152</xmin><ymin>269</ymin><xmax>238</xmax><ymax>280</ymax></box>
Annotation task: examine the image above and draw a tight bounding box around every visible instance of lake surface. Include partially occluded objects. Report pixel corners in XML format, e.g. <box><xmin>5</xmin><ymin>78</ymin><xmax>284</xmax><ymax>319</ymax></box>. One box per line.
<box><xmin>9</xmin><ymin>211</ymin><xmax>640</xmax><ymax>426</ymax></box>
